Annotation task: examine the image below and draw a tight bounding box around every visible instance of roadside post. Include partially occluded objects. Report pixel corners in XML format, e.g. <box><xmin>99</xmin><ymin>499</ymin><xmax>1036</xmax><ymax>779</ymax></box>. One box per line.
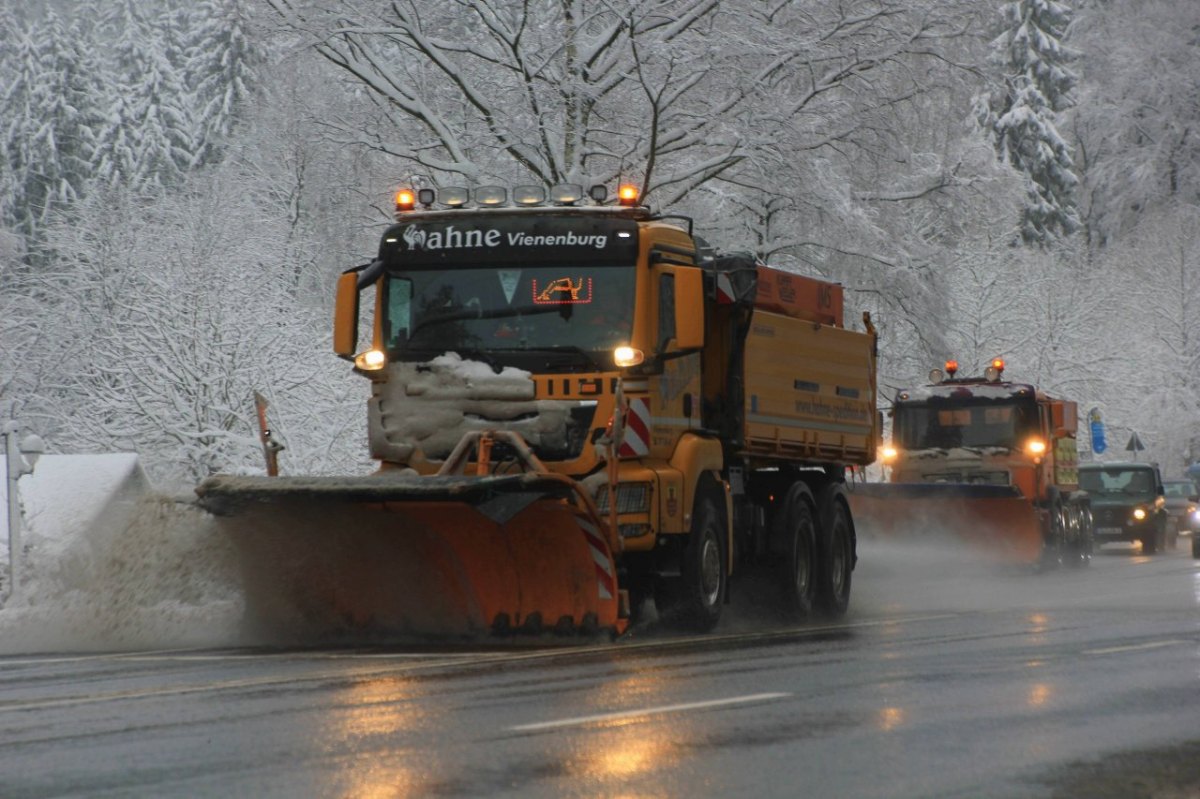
<box><xmin>3</xmin><ymin>421</ymin><xmax>45</xmax><ymax>601</ymax></box>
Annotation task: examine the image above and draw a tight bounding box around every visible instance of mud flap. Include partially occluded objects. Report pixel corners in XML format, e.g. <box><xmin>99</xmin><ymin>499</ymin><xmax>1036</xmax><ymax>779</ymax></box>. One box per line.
<box><xmin>196</xmin><ymin>473</ymin><xmax>623</xmax><ymax>642</ymax></box>
<box><xmin>847</xmin><ymin>482</ymin><xmax>1043</xmax><ymax>564</ymax></box>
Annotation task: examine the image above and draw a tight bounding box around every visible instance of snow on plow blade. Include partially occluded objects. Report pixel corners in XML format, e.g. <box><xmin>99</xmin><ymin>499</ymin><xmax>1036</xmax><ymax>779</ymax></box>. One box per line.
<box><xmin>847</xmin><ymin>483</ymin><xmax>1043</xmax><ymax>563</ymax></box>
<box><xmin>194</xmin><ymin>471</ymin><xmax>623</xmax><ymax>642</ymax></box>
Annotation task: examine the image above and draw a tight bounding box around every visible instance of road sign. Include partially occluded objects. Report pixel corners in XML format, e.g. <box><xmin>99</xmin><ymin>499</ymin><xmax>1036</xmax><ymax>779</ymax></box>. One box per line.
<box><xmin>1126</xmin><ymin>432</ymin><xmax>1145</xmax><ymax>452</ymax></box>
<box><xmin>1088</xmin><ymin>407</ymin><xmax>1106</xmax><ymax>454</ymax></box>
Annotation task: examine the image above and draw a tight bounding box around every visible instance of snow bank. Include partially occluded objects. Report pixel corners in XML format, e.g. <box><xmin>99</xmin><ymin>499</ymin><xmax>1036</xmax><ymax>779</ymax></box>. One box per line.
<box><xmin>0</xmin><ymin>454</ymin><xmax>243</xmax><ymax>654</ymax></box>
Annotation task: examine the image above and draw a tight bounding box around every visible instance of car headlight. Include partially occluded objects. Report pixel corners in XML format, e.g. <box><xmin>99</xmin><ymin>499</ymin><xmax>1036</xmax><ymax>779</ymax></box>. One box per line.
<box><xmin>1132</xmin><ymin>507</ymin><xmax>1147</xmax><ymax>521</ymax></box>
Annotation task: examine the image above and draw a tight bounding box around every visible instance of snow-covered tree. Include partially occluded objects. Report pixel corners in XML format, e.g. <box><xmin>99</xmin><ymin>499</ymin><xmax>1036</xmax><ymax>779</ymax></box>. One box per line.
<box><xmin>180</xmin><ymin>0</ymin><xmax>262</xmax><ymax>168</ymax></box>
<box><xmin>23</xmin><ymin>12</ymin><xmax>106</xmax><ymax>233</ymax></box>
<box><xmin>0</xmin><ymin>17</ymin><xmax>43</xmax><ymax>240</ymax></box>
<box><xmin>1070</xmin><ymin>0</ymin><xmax>1200</xmax><ymax>248</ymax></box>
<box><xmin>91</xmin><ymin>0</ymin><xmax>194</xmax><ymax>189</ymax></box>
<box><xmin>31</xmin><ymin>170</ymin><xmax>365</xmax><ymax>485</ymax></box>
<box><xmin>977</xmin><ymin>0</ymin><xmax>1080</xmax><ymax>245</ymax></box>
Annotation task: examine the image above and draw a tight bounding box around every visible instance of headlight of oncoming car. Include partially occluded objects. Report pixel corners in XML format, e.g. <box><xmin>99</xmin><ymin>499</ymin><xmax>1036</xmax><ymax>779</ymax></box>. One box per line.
<box><xmin>594</xmin><ymin>482</ymin><xmax>652</xmax><ymax>514</ymax></box>
<box><xmin>1132</xmin><ymin>507</ymin><xmax>1147</xmax><ymax>521</ymax></box>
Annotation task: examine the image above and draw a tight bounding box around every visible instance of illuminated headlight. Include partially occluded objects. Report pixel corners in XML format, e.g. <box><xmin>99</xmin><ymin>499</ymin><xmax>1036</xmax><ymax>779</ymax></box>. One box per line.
<box><xmin>1025</xmin><ymin>438</ymin><xmax>1047</xmax><ymax>457</ymax></box>
<box><xmin>613</xmin><ymin>346</ymin><xmax>644</xmax><ymax>367</ymax></box>
<box><xmin>880</xmin><ymin>445</ymin><xmax>899</xmax><ymax>463</ymax></box>
<box><xmin>595</xmin><ymin>482</ymin><xmax>652</xmax><ymax>514</ymax></box>
<box><xmin>354</xmin><ymin>348</ymin><xmax>387</xmax><ymax>371</ymax></box>
<box><xmin>1132</xmin><ymin>507</ymin><xmax>1147</xmax><ymax>521</ymax></box>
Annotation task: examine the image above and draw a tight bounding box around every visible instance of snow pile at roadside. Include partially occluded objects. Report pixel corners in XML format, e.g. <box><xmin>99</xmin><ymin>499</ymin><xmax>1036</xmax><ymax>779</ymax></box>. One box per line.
<box><xmin>0</xmin><ymin>454</ymin><xmax>243</xmax><ymax>654</ymax></box>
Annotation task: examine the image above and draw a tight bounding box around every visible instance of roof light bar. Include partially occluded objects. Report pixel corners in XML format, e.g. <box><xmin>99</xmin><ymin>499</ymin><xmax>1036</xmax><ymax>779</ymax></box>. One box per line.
<box><xmin>550</xmin><ymin>183</ymin><xmax>584</xmax><ymax>205</ymax></box>
<box><xmin>440</xmin><ymin>187</ymin><xmax>470</xmax><ymax>208</ymax></box>
<box><xmin>513</xmin><ymin>185</ymin><xmax>546</xmax><ymax>206</ymax></box>
<box><xmin>475</xmin><ymin>185</ymin><xmax>507</xmax><ymax>207</ymax></box>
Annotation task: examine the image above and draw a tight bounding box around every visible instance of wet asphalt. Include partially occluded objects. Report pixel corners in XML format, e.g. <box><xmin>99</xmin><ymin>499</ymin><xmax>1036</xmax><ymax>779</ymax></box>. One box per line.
<box><xmin>1</xmin><ymin>537</ymin><xmax>1198</xmax><ymax>798</ymax></box>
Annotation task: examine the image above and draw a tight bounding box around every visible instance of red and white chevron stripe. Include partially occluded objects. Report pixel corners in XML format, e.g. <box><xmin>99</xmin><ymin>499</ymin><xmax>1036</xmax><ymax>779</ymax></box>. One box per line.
<box><xmin>575</xmin><ymin>514</ymin><xmax>616</xmax><ymax>601</ymax></box>
<box><xmin>618</xmin><ymin>397</ymin><xmax>651</xmax><ymax>457</ymax></box>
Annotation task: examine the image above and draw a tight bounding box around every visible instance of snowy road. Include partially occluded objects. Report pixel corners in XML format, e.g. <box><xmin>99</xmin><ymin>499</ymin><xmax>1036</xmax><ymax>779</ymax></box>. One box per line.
<box><xmin>2</xmin><ymin>539</ymin><xmax>1199</xmax><ymax>797</ymax></box>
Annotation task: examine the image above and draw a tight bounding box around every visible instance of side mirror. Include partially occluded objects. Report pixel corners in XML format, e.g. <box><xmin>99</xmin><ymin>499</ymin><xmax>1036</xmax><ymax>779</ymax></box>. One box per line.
<box><xmin>674</xmin><ymin>267</ymin><xmax>704</xmax><ymax>350</ymax></box>
<box><xmin>333</xmin><ymin>271</ymin><xmax>360</xmax><ymax>357</ymax></box>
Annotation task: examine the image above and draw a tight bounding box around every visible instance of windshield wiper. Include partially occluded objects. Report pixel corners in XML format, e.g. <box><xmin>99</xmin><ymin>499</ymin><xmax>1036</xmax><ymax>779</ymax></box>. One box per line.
<box><xmin>408</xmin><ymin>304</ymin><xmax>562</xmax><ymax>341</ymax></box>
<box><xmin>518</xmin><ymin>345</ymin><xmax>603</xmax><ymax>371</ymax></box>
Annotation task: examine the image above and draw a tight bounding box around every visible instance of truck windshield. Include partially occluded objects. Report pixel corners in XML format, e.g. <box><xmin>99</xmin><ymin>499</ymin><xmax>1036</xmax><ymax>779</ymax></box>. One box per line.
<box><xmin>383</xmin><ymin>265</ymin><xmax>636</xmax><ymax>357</ymax></box>
<box><xmin>894</xmin><ymin>401</ymin><xmax>1035</xmax><ymax>450</ymax></box>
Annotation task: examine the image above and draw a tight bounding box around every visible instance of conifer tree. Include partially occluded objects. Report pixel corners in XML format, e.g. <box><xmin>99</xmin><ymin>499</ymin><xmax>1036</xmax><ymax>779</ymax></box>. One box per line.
<box><xmin>977</xmin><ymin>0</ymin><xmax>1080</xmax><ymax>245</ymax></box>
<box><xmin>92</xmin><ymin>0</ymin><xmax>194</xmax><ymax>189</ymax></box>
<box><xmin>181</xmin><ymin>0</ymin><xmax>262</xmax><ymax>169</ymax></box>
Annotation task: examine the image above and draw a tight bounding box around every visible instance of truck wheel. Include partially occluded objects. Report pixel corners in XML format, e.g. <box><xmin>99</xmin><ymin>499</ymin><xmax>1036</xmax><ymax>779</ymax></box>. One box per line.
<box><xmin>1076</xmin><ymin>503</ymin><xmax>1093</xmax><ymax>566</ymax></box>
<box><xmin>1065</xmin><ymin>503</ymin><xmax>1091</xmax><ymax>568</ymax></box>
<box><xmin>1037</xmin><ymin>498</ymin><xmax>1066</xmax><ymax>571</ymax></box>
<box><xmin>774</xmin><ymin>484</ymin><xmax>816</xmax><ymax>618</ymax></box>
<box><xmin>657</xmin><ymin>489</ymin><xmax>726</xmax><ymax>632</ymax></box>
<box><xmin>816</xmin><ymin>496</ymin><xmax>853</xmax><ymax>617</ymax></box>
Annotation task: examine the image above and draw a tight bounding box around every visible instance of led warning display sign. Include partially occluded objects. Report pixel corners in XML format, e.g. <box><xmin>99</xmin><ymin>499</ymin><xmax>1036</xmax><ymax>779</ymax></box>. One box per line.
<box><xmin>532</xmin><ymin>277</ymin><xmax>593</xmax><ymax>304</ymax></box>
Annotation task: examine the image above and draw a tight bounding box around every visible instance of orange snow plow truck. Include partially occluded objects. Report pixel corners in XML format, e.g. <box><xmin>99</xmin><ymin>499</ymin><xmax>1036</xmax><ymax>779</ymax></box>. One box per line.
<box><xmin>848</xmin><ymin>359</ymin><xmax>1094</xmax><ymax>567</ymax></box>
<box><xmin>196</xmin><ymin>184</ymin><xmax>879</xmax><ymax>639</ymax></box>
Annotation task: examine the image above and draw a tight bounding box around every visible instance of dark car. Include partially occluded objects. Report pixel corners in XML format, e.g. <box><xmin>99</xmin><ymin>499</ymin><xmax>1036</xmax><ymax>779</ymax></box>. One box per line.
<box><xmin>1161</xmin><ymin>479</ymin><xmax>1199</xmax><ymax>548</ymax></box>
<box><xmin>1077</xmin><ymin>462</ymin><xmax>1168</xmax><ymax>553</ymax></box>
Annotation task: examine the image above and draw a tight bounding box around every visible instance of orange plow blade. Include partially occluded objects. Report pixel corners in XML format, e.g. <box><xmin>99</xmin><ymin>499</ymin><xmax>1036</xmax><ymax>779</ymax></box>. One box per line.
<box><xmin>195</xmin><ymin>473</ymin><xmax>624</xmax><ymax>643</ymax></box>
<box><xmin>848</xmin><ymin>483</ymin><xmax>1044</xmax><ymax>564</ymax></box>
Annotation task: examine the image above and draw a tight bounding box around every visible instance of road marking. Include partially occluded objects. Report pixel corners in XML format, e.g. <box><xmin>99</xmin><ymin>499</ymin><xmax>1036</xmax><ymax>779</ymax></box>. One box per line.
<box><xmin>1084</xmin><ymin>639</ymin><xmax>1190</xmax><ymax>655</ymax></box>
<box><xmin>508</xmin><ymin>692</ymin><xmax>791</xmax><ymax>732</ymax></box>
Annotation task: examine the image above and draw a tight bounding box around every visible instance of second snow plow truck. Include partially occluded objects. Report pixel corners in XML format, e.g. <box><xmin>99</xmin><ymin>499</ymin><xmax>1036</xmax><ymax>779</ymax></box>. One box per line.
<box><xmin>849</xmin><ymin>359</ymin><xmax>1093</xmax><ymax>567</ymax></box>
<box><xmin>196</xmin><ymin>183</ymin><xmax>879</xmax><ymax>639</ymax></box>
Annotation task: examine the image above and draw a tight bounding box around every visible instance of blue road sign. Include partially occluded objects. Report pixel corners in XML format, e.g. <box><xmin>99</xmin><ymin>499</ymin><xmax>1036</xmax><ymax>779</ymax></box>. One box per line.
<box><xmin>1088</xmin><ymin>407</ymin><xmax>1107</xmax><ymax>454</ymax></box>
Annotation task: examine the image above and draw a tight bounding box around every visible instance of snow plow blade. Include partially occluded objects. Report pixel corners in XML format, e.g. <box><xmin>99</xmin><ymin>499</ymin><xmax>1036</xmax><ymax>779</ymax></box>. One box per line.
<box><xmin>847</xmin><ymin>483</ymin><xmax>1043</xmax><ymax>563</ymax></box>
<box><xmin>195</xmin><ymin>470</ymin><xmax>624</xmax><ymax>642</ymax></box>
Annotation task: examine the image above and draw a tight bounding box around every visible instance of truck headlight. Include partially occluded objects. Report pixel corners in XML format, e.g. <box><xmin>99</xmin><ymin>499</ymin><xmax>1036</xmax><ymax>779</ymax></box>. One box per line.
<box><xmin>1132</xmin><ymin>507</ymin><xmax>1147</xmax><ymax>521</ymax></box>
<box><xmin>354</xmin><ymin>348</ymin><xmax>387</xmax><ymax>371</ymax></box>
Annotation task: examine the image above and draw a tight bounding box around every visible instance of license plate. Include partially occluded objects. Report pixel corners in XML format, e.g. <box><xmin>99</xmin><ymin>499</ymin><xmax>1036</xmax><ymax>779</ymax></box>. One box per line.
<box><xmin>1096</xmin><ymin>527</ymin><xmax>1123</xmax><ymax>536</ymax></box>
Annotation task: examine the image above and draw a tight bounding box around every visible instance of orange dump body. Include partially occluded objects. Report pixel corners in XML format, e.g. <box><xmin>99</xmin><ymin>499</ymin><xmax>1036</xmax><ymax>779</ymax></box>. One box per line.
<box><xmin>754</xmin><ymin>265</ymin><xmax>843</xmax><ymax>326</ymax></box>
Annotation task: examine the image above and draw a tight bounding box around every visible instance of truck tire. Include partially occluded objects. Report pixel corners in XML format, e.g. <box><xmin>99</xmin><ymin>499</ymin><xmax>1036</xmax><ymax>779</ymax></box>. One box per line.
<box><xmin>1037</xmin><ymin>495</ymin><xmax>1066</xmax><ymax>572</ymax></box>
<box><xmin>1065</xmin><ymin>502</ymin><xmax>1092</xmax><ymax>568</ymax></box>
<box><xmin>656</xmin><ymin>488</ymin><xmax>726</xmax><ymax>632</ymax></box>
<box><xmin>774</xmin><ymin>484</ymin><xmax>816</xmax><ymax>618</ymax></box>
<box><xmin>815</xmin><ymin>491</ymin><xmax>853</xmax><ymax>617</ymax></box>
<box><xmin>1074</xmin><ymin>502</ymin><xmax>1093</xmax><ymax>567</ymax></box>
